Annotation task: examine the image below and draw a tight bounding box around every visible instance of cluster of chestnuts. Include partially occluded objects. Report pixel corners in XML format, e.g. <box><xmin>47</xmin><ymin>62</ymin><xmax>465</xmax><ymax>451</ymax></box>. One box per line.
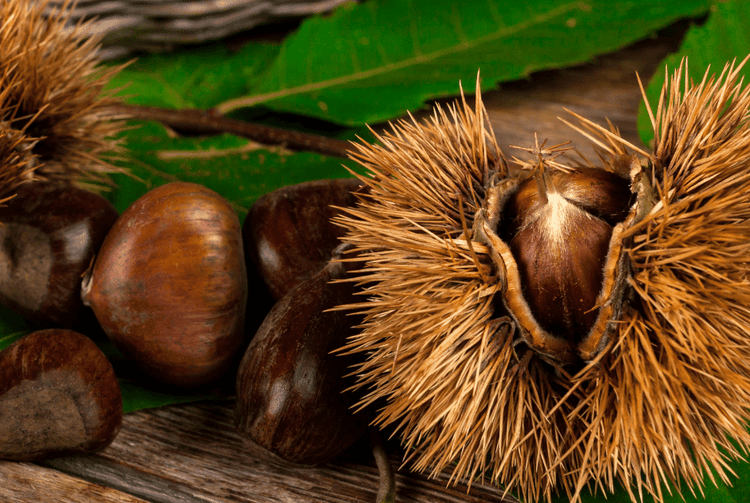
<box><xmin>0</xmin><ymin>0</ymin><xmax>380</xmax><ymax>484</ymax></box>
<box><xmin>0</xmin><ymin>176</ymin><xmax>376</xmax><ymax>479</ymax></box>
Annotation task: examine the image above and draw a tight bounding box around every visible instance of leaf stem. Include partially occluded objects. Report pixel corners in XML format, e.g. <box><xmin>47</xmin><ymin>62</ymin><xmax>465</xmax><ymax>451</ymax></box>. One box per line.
<box><xmin>112</xmin><ymin>103</ymin><xmax>354</xmax><ymax>159</ymax></box>
<box><xmin>370</xmin><ymin>429</ymin><xmax>396</xmax><ymax>503</ymax></box>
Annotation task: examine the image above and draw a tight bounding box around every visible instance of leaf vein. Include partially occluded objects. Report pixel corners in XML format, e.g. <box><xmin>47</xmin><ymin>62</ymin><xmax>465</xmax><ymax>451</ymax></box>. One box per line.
<box><xmin>216</xmin><ymin>1</ymin><xmax>588</xmax><ymax>113</ymax></box>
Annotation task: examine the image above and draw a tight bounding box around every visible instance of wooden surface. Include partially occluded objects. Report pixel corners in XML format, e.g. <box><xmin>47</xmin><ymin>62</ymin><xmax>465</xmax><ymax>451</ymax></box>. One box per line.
<box><xmin>0</xmin><ymin>23</ymin><xmax>689</xmax><ymax>503</ymax></box>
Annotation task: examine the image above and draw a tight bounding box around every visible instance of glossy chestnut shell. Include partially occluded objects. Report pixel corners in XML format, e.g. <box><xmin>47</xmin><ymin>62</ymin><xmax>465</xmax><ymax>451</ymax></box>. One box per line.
<box><xmin>0</xmin><ymin>182</ymin><xmax>118</xmax><ymax>328</ymax></box>
<box><xmin>243</xmin><ymin>178</ymin><xmax>363</xmax><ymax>301</ymax></box>
<box><xmin>235</xmin><ymin>259</ymin><xmax>367</xmax><ymax>465</ymax></box>
<box><xmin>82</xmin><ymin>182</ymin><xmax>247</xmax><ymax>389</ymax></box>
<box><xmin>503</xmin><ymin>166</ymin><xmax>632</xmax><ymax>342</ymax></box>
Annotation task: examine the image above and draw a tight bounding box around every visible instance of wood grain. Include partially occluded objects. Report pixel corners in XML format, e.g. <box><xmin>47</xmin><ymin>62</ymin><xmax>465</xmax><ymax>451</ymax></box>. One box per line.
<box><xmin>0</xmin><ymin>460</ymin><xmax>149</xmax><ymax>502</ymax></box>
<box><xmin>0</xmin><ymin>22</ymin><xmax>694</xmax><ymax>503</ymax></box>
<box><xmin>45</xmin><ymin>401</ymin><xmax>521</xmax><ymax>503</ymax></box>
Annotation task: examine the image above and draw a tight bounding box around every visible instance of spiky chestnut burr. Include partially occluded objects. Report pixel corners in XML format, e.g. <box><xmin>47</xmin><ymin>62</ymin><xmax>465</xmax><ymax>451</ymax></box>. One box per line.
<box><xmin>0</xmin><ymin>0</ymin><xmax>127</xmax><ymax>198</ymax></box>
<box><xmin>0</xmin><ymin>126</ymin><xmax>35</xmax><ymax>204</ymax></box>
<box><xmin>333</xmin><ymin>61</ymin><xmax>750</xmax><ymax>503</ymax></box>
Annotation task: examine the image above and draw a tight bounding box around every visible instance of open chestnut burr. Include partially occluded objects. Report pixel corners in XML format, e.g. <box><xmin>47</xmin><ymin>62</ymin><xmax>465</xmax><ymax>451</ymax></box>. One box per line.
<box><xmin>332</xmin><ymin>65</ymin><xmax>750</xmax><ymax>503</ymax></box>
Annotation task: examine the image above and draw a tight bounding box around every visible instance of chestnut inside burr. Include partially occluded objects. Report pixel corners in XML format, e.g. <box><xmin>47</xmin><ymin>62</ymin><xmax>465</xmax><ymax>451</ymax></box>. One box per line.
<box><xmin>500</xmin><ymin>166</ymin><xmax>632</xmax><ymax>343</ymax></box>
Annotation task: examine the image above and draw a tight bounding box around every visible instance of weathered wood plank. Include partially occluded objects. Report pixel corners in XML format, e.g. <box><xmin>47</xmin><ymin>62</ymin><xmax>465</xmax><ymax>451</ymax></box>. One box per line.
<box><xmin>0</xmin><ymin>460</ymin><xmax>150</xmax><ymax>502</ymax></box>
<box><xmin>41</xmin><ymin>456</ymin><xmax>207</xmax><ymax>503</ymax></box>
<box><xmin>46</xmin><ymin>401</ymin><xmax>521</xmax><ymax>503</ymax></box>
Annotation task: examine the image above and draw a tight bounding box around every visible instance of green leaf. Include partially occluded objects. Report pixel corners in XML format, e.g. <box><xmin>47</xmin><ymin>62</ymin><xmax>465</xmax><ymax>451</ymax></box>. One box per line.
<box><xmin>107</xmin><ymin>42</ymin><xmax>280</xmax><ymax>110</ymax></box>
<box><xmin>119</xmin><ymin>380</ymin><xmax>219</xmax><ymax>413</ymax></box>
<box><xmin>0</xmin><ymin>303</ymin><xmax>34</xmax><ymax>351</ymax></box>
<box><xmin>108</xmin><ymin>120</ymin><xmax>357</xmax><ymax>224</ymax></box>
<box><xmin>546</xmin><ymin>449</ymin><xmax>749</xmax><ymax>503</ymax></box>
<box><xmin>638</xmin><ymin>0</ymin><xmax>750</xmax><ymax>146</ymax></box>
<box><xmin>106</xmin><ymin>1</ymin><xmax>710</xmax><ymax>127</ymax></box>
<box><xmin>215</xmin><ymin>0</ymin><xmax>711</xmax><ymax>125</ymax></box>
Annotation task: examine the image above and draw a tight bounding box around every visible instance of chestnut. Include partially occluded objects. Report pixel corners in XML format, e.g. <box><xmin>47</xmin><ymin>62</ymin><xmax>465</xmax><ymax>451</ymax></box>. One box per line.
<box><xmin>504</xmin><ymin>166</ymin><xmax>632</xmax><ymax>342</ymax></box>
<box><xmin>0</xmin><ymin>182</ymin><xmax>118</xmax><ymax>328</ymax></box>
<box><xmin>81</xmin><ymin>182</ymin><xmax>247</xmax><ymax>389</ymax></box>
<box><xmin>0</xmin><ymin>329</ymin><xmax>122</xmax><ymax>461</ymax></box>
<box><xmin>235</xmin><ymin>259</ymin><xmax>368</xmax><ymax>466</ymax></box>
<box><xmin>243</xmin><ymin>178</ymin><xmax>363</xmax><ymax>301</ymax></box>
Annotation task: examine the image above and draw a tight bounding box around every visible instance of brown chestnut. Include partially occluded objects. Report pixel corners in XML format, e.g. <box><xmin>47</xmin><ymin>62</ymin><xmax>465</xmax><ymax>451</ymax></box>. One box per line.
<box><xmin>243</xmin><ymin>178</ymin><xmax>363</xmax><ymax>301</ymax></box>
<box><xmin>0</xmin><ymin>329</ymin><xmax>122</xmax><ymax>461</ymax></box>
<box><xmin>81</xmin><ymin>182</ymin><xmax>247</xmax><ymax>389</ymax></box>
<box><xmin>235</xmin><ymin>259</ymin><xmax>367</xmax><ymax>466</ymax></box>
<box><xmin>504</xmin><ymin>166</ymin><xmax>631</xmax><ymax>342</ymax></box>
<box><xmin>0</xmin><ymin>182</ymin><xmax>118</xmax><ymax>328</ymax></box>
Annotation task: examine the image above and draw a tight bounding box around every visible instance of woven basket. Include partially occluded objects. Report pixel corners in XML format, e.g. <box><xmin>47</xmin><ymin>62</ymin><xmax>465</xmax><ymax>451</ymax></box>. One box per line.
<box><xmin>51</xmin><ymin>0</ymin><xmax>353</xmax><ymax>59</ymax></box>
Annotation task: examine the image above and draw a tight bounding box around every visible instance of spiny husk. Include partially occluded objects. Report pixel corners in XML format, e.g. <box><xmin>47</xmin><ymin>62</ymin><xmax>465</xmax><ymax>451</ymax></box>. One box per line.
<box><xmin>335</xmin><ymin>59</ymin><xmax>750</xmax><ymax>503</ymax></box>
<box><xmin>0</xmin><ymin>0</ymin><xmax>127</xmax><ymax>196</ymax></box>
<box><xmin>335</xmin><ymin>80</ymin><xmax>580</xmax><ymax>502</ymax></box>
<box><xmin>0</xmin><ymin>123</ymin><xmax>36</xmax><ymax>204</ymax></box>
<box><xmin>565</xmin><ymin>57</ymin><xmax>750</xmax><ymax>502</ymax></box>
